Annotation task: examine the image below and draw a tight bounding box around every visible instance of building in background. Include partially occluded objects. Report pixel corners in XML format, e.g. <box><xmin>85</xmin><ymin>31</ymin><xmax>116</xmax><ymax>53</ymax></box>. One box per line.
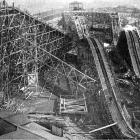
<box><xmin>69</xmin><ymin>1</ymin><xmax>84</xmax><ymax>11</ymax></box>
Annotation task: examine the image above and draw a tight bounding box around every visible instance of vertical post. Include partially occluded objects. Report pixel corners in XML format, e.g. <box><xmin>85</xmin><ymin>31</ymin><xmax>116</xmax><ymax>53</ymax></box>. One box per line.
<box><xmin>12</xmin><ymin>2</ymin><xmax>14</xmax><ymax>8</ymax></box>
<box><xmin>92</xmin><ymin>8</ymin><xmax>93</xmax><ymax>27</ymax></box>
<box><xmin>3</xmin><ymin>0</ymin><xmax>5</xmax><ymax>8</ymax></box>
<box><xmin>35</xmin><ymin>29</ymin><xmax>38</xmax><ymax>94</ymax></box>
<box><xmin>59</xmin><ymin>95</ymin><xmax>61</xmax><ymax>114</ymax></box>
<box><xmin>111</xmin><ymin>14</ymin><xmax>115</xmax><ymax>45</ymax></box>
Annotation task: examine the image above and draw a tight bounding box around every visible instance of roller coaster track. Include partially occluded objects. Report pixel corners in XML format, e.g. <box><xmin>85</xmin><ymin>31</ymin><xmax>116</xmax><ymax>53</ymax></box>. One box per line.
<box><xmin>87</xmin><ymin>36</ymin><xmax>138</xmax><ymax>138</ymax></box>
<box><xmin>0</xmin><ymin>3</ymin><xmax>140</xmax><ymax>138</ymax></box>
<box><xmin>125</xmin><ymin>30</ymin><xmax>140</xmax><ymax>78</ymax></box>
<box><xmin>74</xmin><ymin>16</ymin><xmax>139</xmax><ymax>138</ymax></box>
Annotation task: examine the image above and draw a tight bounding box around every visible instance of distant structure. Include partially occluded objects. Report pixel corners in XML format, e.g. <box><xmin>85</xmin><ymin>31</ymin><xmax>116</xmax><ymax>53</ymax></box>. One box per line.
<box><xmin>0</xmin><ymin>0</ymin><xmax>8</xmax><ymax>8</ymax></box>
<box><xmin>69</xmin><ymin>1</ymin><xmax>84</xmax><ymax>11</ymax></box>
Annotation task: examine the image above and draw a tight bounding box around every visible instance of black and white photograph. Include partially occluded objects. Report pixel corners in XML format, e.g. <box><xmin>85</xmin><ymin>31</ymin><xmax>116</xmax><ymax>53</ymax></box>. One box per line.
<box><xmin>0</xmin><ymin>0</ymin><xmax>140</xmax><ymax>139</ymax></box>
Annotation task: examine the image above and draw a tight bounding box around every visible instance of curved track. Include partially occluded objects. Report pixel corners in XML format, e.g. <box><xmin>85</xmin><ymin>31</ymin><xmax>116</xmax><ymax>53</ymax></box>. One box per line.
<box><xmin>87</xmin><ymin>36</ymin><xmax>138</xmax><ymax>138</ymax></box>
<box><xmin>1</xmin><ymin>5</ymin><xmax>140</xmax><ymax>139</ymax></box>
<box><xmin>73</xmin><ymin>16</ymin><xmax>140</xmax><ymax>138</ymax></box>
<box><xmin>129</xmin><ymin>30</ymin><xmax>140</xmax><ymax>77</ymax></box>
<box><xmin>124</xmin><ymin>29</ymin><xmax>140</xmax><ymax>78</ymax></box>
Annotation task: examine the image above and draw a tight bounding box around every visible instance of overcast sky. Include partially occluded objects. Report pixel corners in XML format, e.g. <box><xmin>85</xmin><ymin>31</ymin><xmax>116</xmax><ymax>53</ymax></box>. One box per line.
<box><xmin>6</xmin><ymin>0</ymin><xmax>140</xmax><ymax>13</ymax></box>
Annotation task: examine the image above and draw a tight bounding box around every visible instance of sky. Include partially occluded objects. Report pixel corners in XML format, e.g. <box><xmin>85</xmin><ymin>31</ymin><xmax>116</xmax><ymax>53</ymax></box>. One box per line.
<box><xmin>5</xmin><ymin>0</ymin><xmax>140</xmax><ymax>14</ymax></box>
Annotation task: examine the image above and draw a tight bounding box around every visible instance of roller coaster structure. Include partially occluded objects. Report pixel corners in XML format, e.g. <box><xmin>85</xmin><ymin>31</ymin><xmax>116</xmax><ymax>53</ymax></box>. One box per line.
<box><xmin>1</xmin><ymin>1</ymin><xmax>140</xmax><ymax>139</ymax></box>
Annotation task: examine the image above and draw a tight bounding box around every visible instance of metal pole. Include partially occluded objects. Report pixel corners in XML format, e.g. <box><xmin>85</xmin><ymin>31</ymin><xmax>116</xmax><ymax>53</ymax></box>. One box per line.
<box><xmin>89</xmin><ymin>122</ymin><xmax>117</xmax><ymax>133</ymax></box>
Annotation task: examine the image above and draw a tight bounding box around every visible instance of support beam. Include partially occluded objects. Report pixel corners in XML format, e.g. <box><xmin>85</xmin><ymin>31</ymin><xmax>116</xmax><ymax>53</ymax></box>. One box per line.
<box><xmin>89</xmin><ymin>122</ymin><xmax>117</xmax><ymax>133</ymax></box>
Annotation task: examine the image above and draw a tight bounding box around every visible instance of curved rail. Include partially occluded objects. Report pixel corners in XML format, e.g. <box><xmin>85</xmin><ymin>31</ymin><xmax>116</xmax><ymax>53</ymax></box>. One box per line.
<box><xmin>125</xmin><ymin>30</ymin><xmax>140</xmax><ymax>78</ymax></box>
<box><xmin>86</xmin><ymin>36</ymin><xmax>138</xmax><ymax>138</ymax></box>
<box><xmin>129</xmin><ymin>31</ymin><xmax>140</xmax><ymax>77</ymax></box>
<box><xmin>71</xmin><ymin>15</ymin><xmax>140</xmax><ymax>138</ymax></box>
